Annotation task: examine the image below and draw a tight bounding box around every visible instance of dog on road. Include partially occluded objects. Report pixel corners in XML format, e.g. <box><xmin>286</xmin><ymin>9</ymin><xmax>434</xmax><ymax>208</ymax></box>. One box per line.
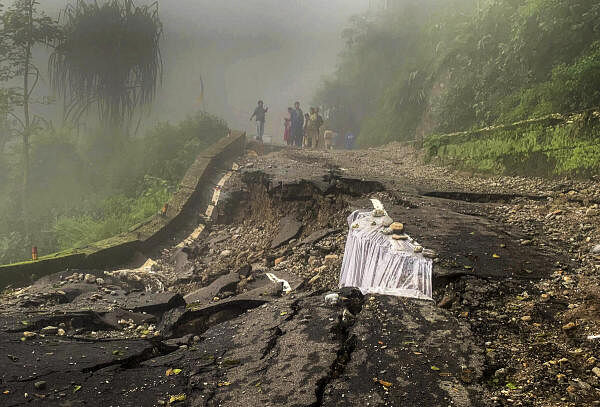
<box><xmin>323</xmin><ymin>130</ymin><xmax>338</xmax><ymax>150</ymax></box>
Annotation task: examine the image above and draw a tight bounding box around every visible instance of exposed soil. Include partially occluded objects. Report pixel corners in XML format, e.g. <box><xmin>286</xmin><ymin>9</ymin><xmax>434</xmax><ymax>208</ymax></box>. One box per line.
<box><xmin>1</xmin><ymin>144</ymin><xmax>599</xmax><ymax>406</ymax></box>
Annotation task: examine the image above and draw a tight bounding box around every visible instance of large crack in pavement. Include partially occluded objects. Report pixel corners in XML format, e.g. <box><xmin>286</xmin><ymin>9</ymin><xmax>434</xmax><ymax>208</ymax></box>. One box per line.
<box><xmin>81</xmin><ymin>339</ymin><xmax>179</xmax><ymax>373</ymax></box>
<box><xmin>311</xmin><ymin>290</ymin><xmax>364</xmax><ymax>407</ymax></box>
<box><xmin>2</xmin><ymin>146</ymin><xmax>591</xmax><ymax>406</ymax></box>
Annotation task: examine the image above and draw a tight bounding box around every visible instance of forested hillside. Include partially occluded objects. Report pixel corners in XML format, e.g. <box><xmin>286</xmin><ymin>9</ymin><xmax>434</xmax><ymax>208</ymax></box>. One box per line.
<box><xmin>316</xmin><ymin>0</ymin><xmax>600</xmax><ymax>147</ymax></box>
<box><xmin>0</xmin><ymin>1</ymin><xmax>227</xmax><ymax>264</ymax></box>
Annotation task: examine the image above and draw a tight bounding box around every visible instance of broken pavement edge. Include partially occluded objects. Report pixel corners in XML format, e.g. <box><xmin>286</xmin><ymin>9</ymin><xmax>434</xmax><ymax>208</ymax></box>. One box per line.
<box><xmin>0</xmin><ymin>131</ymin><xmax>247</xmax><ymax>290</ymax></box>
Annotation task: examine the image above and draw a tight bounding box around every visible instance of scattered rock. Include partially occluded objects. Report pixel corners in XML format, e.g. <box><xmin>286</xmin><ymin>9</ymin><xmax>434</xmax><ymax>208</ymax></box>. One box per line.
<box><xmin>390</xmin><ymin>222</ymin><xmax>404</xmax><ymax>233</ymax></box>
<box><xmin>172</xmin><ymin>248</ymin><xmax>192</xmax><ymax>273</ymax></box>
<box><xmin>437</xmin><ymin>294</ymin><xmax>455</xmax><ymax>309</ymax></box>
<box><xmin>100</xmin><ymin>310</ymin><xmax>156</xmax><ymax>330</ymax></box>
<box><xmin>324</xmin><ymin>254</ymin><xmax>339</xmax><ymax>264</ymax></box>
<box><xmin>307</xmin><ymin>274</ymin><xmax>321</xmax><ymax>285</ymax></box>
<box><xmin>41</xmin><ymin>326</ymin><xmax>58</xmax><ymax>334</ymax></box>
<box><xmin>324</xmin><ymin>293</ymin><xmax>340</xmax><ymax>306</ymax></box>
<box><xmin>562</xmin><ymin>322</ymin><xmax>577</xmax><ymax>331</ymax></box>
<box><xmin>34</xmin><ymin>381</ymin><xmax>46</xmax><ymax>390</ymax></box>
<box><xmin>300</xmin><ymin>228</ymin><xmax>338</xmax><ymax>246</ymax></box>
<box><xmin>422</xmin><ymin>249</ymin><xmax>437</xmax><ymax>259</ymax></box>
<box><xmin>84</xmin><ymin>274</ymin><xmax>96</xmax><ymax>284</ymax></box>
<box><xmin>220</xmin><ymin>249</ymin><xmax>232</xmax><ymax>257</ymax></box>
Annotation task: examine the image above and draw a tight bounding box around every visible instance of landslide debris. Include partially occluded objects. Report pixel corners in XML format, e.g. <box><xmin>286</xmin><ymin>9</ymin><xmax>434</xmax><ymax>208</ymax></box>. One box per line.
<box><xmin>2</xmin><ymin>145</ymin><xmax>599</xmax><ymax>406</ymax></box>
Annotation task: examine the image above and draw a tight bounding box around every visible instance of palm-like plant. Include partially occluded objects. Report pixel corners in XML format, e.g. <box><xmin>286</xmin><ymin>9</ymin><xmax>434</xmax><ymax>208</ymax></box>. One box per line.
<box><xmin>49</xmin><ymin>0</ymin><xmax>162</xmax><ymax>128</ymax></box>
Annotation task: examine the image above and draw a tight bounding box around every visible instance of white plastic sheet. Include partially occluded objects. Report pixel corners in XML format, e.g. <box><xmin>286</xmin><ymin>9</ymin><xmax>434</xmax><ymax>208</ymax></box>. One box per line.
<box><xmin>339</xmin><ymin>210</ymin><xmax>433</xmax><ymax>300</ymax></box>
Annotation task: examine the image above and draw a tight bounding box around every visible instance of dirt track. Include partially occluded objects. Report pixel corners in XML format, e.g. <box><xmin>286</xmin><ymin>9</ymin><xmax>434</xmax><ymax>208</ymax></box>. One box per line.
<box><xmin>1</xmin><ymin>144</ymin><xmax>599</xmax><ymax>406</ymax></box>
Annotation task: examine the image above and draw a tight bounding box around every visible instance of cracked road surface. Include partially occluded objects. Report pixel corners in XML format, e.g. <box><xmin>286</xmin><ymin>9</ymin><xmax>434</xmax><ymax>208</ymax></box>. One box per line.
<box><xmin>2</xmin><ymin>144</ymin><xmax>597</xmax><ymax>406</ymax></box>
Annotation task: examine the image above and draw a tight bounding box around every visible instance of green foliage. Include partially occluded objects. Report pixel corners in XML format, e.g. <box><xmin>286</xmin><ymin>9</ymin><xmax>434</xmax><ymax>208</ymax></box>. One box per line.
<box><xmin>1</xmin><ymin>0</ymin><xmax>61</xmax><ymax>76</ymax></box>
<box><xmin>0</xmin><ymin>112</ymin><xmax>228</xmax><ymax>263</ymax></box>
<box><xmin>53</xmin><ymin>176</ymin><xmax>171</xmax><ymax>250</ymax></box>
<box><xmin>497</xmin><ymin>42</ymin><xmax>600</xmax><ymax>123</ymax></box>
<box><xmin>318</xmin><ymin>0</ymin><xmax>600</xmax><ymax>147</ymax></box>
<box><xmin>315</xmin><ymin>0</ymin><xmax>476</xmax><ymax>144</ymax></box>
<box><xmin>141</xmin><ymin>112</ymin><xmax>227</xmax><ymax>184</ymax></box>
<box><xmin>0</xmin><ymin>0</ymin><xmax>61</xmax><ymax>119</ymax></box>
<box><xmin>49</xmin><ymin>0</ymin><xmax>163</xmax><ymax>126</ymax></box>
<box><xmin>434</xmin><ymin>0</ymin><xmax>600</xmax><ymax>131</ymax></box>
<box><xmin>425</xmin><ymin>111</ymin><xmax>600</xmax><ymax>176</ymax></box>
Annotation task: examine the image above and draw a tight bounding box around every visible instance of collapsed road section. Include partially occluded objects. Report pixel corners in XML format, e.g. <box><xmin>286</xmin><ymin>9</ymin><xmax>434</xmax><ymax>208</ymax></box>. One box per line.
<box><xmin>1</xmin><ymin>145</ymin><xmax>588</xmax><ymax>406</ymax></box>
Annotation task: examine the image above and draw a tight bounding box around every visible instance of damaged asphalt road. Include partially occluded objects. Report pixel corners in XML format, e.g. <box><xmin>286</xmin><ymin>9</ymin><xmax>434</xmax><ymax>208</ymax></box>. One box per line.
<box><xmin>1</xmin><ymin>145</ymin><xmax>595</xmax><ymax>406</ymax></box>
<box><xmin>0</xmin><ymin>287</ymin><xmax>484</xmax><ymax>406</ymax></box>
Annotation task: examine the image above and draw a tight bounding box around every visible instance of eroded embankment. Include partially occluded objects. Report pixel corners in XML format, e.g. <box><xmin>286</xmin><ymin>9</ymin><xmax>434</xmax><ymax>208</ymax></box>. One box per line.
<box><xmin>0</xmin><ymin>131</ymin><xmax>246</xmax><ymax>290</ymax></box>
<box><xmin>3</xmin><ymin>149</ymin><xmax>592</xmax><ymax>406</ymax></box>
<box><xmin>0</xmin><ymin>166</ymin><xmax>488</xmax><ymax>407</ymax></box>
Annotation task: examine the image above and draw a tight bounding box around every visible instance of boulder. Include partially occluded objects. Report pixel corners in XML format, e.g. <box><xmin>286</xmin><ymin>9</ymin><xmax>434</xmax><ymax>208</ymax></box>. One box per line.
<box><xmin>123</xmin><ymin>292</ymin><xmax>186</xmax><ymax>314</ymax></box>
<box><xmin>184</xmin><ymin>273</ymin><xmax>240</xmax><ymax>305</ymax></box>
<box><xmin>271</xmin><ymin>216</ymin><xmax>302</xmax><ymax>248</ymax></box>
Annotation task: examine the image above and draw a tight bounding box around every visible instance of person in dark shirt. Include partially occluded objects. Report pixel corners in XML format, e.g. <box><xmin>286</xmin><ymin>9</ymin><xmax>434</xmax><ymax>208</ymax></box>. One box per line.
<box><xmin>250</xmin><ymin>100</ymin><xmax>268</xmax><ymax>142</ymax></box>
<box><xmin>345</xmin><ymin>131</ymin><xmax>355</xmax><ymax>150</ymax></box>
<box><xmin>290</xmin><ymin>101</ymin><xmax>304</xmax><ymax>147</ymax></box>
<box><xmin>315</xmin><ymin>107</ymin><xmax>324</xmax><ymax>148</ymax></box>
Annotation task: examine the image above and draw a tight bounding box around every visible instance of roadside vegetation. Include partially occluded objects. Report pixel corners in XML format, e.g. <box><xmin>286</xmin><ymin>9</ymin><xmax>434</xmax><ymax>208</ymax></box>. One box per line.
<box><xmin>316</xmin><ymin>0</ymin><xmax>600</xmax><ymax>175</ymax></box>
<box><xmin>425</xmin><ymin>110</ymin><xmax>600</xmax><ymax>176</ymax></box>
<box><xmin>0</xmin><ymin>1</ymin><xmax>228</xmax><ymax>264</ymax></box>
<box><xmin>0</xmin><ymin>111</ymin><xmax>227</xmax><ymax>264</ymax></box>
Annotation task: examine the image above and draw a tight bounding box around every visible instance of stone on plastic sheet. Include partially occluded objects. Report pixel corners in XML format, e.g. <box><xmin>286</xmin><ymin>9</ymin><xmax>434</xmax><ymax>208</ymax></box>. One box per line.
<box><xmin>339</xmin><ymin>210</ymin><xmax>432</xmax><ymax>300</ymax></box>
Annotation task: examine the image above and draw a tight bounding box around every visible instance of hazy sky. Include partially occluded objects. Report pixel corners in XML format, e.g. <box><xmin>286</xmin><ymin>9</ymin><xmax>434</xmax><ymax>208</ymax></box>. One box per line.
<box><xmin>40</xmin><ymin>0</ymin><xmax>370</xmax><ymax>138</ymax></box>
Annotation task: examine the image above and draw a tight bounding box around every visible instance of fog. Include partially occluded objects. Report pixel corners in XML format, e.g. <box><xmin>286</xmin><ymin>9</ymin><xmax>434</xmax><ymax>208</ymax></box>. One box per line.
<box><xmin>41</xmin><ymin>0</ymin><xmax>369</xmax><ymax>139</ymax></box>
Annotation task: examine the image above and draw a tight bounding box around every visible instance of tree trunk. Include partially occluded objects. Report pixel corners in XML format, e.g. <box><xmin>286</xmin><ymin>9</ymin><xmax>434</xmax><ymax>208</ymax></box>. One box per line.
<box><xmin>22</xmin><ymin>0</ymin><xmax>34</xmax><ymax>244</ymax></box>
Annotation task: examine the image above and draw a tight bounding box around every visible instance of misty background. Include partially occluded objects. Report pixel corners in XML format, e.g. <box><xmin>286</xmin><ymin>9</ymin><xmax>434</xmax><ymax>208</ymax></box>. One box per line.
<box><xmin>3</xmin><ymin>0</ymin><xmax>600</xmax><ymax>265</ymax></box>
<box><xmin>40</xmin><ymin>0</ymin><xmax>369</xmax><ymax>139</ymax></box>
<box><xmin>0</xmin><ymin>0</ymin><xmax>371</xmax><ymax>263</ymax></box>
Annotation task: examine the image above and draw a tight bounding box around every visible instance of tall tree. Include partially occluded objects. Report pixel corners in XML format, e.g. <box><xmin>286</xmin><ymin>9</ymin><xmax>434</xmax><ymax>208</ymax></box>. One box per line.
<box><xmin>0</xmin><ymin>0</ymin><xmax>61</xmax><ymax>240</ymax></box>
<box><xmin>49</xmin><ymin>0</ymin><xmax>162</xmax><ymax>132</ymax></box>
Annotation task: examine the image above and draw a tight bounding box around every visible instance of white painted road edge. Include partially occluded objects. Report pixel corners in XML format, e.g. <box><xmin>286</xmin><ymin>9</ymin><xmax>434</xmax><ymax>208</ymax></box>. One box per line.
<box><xmin>176</xmin><ymin>162</ymin><xmax>239</xmax><ymax>249</ymax></box>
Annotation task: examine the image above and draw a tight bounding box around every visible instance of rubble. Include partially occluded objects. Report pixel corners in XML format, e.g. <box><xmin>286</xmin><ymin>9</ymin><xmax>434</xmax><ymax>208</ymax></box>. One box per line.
<box><xmin>1</xmin><ymin>145</ymin><xmax>600</xmax><ymax>406</ymax></box>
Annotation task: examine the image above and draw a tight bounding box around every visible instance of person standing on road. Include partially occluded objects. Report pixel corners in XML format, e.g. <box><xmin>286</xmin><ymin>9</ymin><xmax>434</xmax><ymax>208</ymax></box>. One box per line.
<box><xmin>303</xmin><ymin>112</ymin><xmax>311</xmax><ymax>147</ymax></box>
<box><xmin>315</xmin><ymin>107</ymin><xmax>324</xmax><ymax>149</ymax></box>
<box><xmin>345</xmin><ymin>131</ymin><xmax>355</xmax><ymax>150</ymax></box>
<box><xmin>250</xmin><ymin>100</ymin><xmax>268</xmax><ymax>142</ymax></box>
<box><xmin>291</xmin><ymin>101</ymin><xmax>304</xmax><ymax>147</ymax></box>
<box><xmin>284</xmin><ymin>107</ymin><xmax>293</xmax><ymax>146</ymax></box>
<box><xmin>306</xmin><ymin>108</ymin><xmax>319</xmax><ymax>148</ymax></box>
